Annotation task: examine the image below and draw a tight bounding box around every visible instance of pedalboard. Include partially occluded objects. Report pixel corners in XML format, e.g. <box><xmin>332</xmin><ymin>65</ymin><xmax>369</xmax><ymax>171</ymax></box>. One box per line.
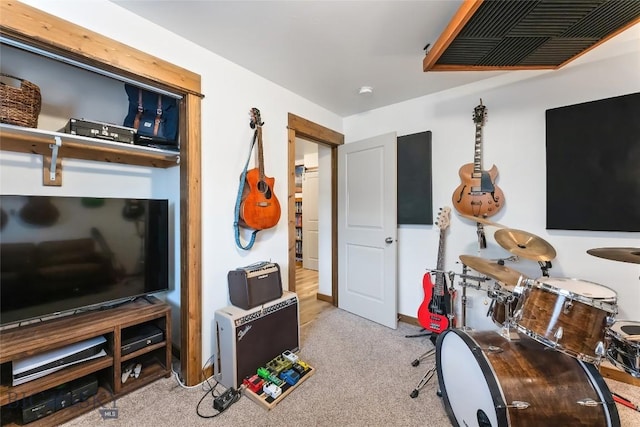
<box><xmin>243</xmin><ymin>350</ymin><xmax>314</xmax><ymax>410</ymax></box>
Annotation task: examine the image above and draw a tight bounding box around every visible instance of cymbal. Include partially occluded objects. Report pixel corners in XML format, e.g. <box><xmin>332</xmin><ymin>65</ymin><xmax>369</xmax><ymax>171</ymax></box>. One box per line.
<box><xmin>459</xmin><ymin>255</ymin><xmax>523</xmax><ymax>288</ymax></box>
<box><xmin>494</xmin><ymin>228</ymin><xmax>556</xmax><ymax>261</ymax></box>
<box><xmin>587</xmin><ymin>247</ymin><xmax>640</xmax><ymax>264</ymax></box>
<box><xmin>459</xmin><ymin>213</ymin><xmax>506</xmax><ymax>228</ymax></box>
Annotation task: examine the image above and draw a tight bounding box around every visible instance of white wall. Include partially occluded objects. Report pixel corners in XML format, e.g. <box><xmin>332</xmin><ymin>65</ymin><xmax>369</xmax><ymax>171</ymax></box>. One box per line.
<box><xmin>344</xmin><ymin>28</ymin><xmax>640</xmax><ymax>330</ymax></box>
<box><xmin>4</xmin><ymin>1</ymin><xmax>638</xmax><ymax>363</ymax></box>
<box><xmin>7</xmin><ymin>0</ymin><xmax>343</xmax><ymax>365</ymax></box>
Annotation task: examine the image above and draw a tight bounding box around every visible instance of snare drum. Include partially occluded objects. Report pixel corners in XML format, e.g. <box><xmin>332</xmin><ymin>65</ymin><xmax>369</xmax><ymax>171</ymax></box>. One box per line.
<box><xmin>437</xmin><ymin>329</ymin><xmax>619</xmax><ymax>427</ymax></box>
<box><xmin>514</xmin><ymin>277</ymin><xmax>617</xmax><ymax>363</ymax></box>
<box><xmin>606</xmin><ymin>320</ymin><xmax>640</xmax><ymax>378</ymax></box>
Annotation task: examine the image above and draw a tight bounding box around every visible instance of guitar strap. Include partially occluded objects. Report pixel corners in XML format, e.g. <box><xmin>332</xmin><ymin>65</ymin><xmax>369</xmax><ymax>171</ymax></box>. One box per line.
<box><xmin>234</xmin><ymin>129</ymin><xmax>259</xmax><ymax>250</ymax></box>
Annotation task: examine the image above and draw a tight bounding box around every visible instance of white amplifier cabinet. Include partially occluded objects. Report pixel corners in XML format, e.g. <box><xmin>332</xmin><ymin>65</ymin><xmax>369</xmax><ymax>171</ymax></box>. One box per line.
<box><xmin>215</xmin><ymin>291</ymin><xmax>299</xmax><ymax>388</ymax></box>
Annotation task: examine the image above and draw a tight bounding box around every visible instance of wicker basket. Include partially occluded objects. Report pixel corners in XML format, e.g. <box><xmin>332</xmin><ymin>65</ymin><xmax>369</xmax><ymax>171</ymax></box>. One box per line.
<box><xmin>0</xmin><ymin>73</ymin><xmax>42</xmax><ymax>128</ymax></box>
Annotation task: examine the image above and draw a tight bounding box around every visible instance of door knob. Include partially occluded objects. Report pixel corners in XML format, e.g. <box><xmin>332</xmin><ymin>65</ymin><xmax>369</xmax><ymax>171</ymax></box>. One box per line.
<box><xmin>385</xmin><ymin>237</ymin><xmax>394</xmax><ymax>244</ymax></box>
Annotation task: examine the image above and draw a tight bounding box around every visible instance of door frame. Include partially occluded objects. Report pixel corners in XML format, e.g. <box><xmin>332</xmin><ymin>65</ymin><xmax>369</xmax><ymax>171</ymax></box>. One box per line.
<box><xmin>287</xmin><ymin>114</ymin><xmax>343</xmax><ymax>305</ymax></box>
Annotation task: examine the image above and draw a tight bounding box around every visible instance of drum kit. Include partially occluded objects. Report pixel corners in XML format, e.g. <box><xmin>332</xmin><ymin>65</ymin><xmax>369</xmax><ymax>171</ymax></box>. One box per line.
<box><xmin>421</xmin><ymin>215</ymin><xmax>640</xmax><ymax>427</ymax></box>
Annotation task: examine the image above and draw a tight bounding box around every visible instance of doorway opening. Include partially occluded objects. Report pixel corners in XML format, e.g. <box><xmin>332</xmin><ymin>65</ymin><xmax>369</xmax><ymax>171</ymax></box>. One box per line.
<box><xmin>286</xmin><ymin>114</ymin><xmax>343</xmax><ymax>325</ymax></box>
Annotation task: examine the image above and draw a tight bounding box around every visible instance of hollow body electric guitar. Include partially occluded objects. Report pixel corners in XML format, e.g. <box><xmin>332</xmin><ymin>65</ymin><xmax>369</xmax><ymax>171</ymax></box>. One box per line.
<box><xmin>452</xmin><ymin>100</ymin><xmax>504</xmax><ymax>218</ymax></box>
<box><xmin>239</xmin><ymin>108</ymin><xmax>281</xmax><ymax>230</ymax></box>
<box><xmin>417</xmin><ymin>207</ymin><xmax>455</xmax><ymax>334</ymax></box>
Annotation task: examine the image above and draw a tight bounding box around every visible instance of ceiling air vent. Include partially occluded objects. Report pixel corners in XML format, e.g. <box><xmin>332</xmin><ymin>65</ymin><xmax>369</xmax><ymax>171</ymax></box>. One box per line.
<box><xmin>423</xmin><ymin>0</ymin><xmax>640</xmax><ymax>71</ymax></box>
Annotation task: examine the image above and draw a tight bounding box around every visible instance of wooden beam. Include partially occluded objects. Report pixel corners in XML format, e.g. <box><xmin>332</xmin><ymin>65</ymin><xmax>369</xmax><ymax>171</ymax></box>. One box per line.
<box><xmin>423</xmin><ymin>0</ymin><xmax>483</xmax><ymax>72</ymax></box>
<box><xmin>0</xmin><ymin>1</ymin><xmax>202</xmax><ymax>96</ymax></box>
<box><xmin>288</xmin><ymin>113</ymin><xmax>344</xmax><ymax>146</ymax></box>
<box><xmin>180</xmin><ymin>93</ymin><xmax>202</xmax><ymax>386</ymax></box>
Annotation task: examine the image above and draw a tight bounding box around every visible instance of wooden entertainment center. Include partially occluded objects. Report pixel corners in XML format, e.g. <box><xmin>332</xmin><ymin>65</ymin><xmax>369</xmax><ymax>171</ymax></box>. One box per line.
<box><xmin>0</xmin><ymin>297</ymin><xmax>171</xmax><ymax>425</ymax></box>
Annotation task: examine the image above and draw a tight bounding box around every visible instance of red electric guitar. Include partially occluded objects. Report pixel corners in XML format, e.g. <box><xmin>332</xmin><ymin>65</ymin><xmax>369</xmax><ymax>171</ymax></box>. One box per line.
<box><xmin>417</xmin><ymin>207</ymin><xmax>455</xmax><ymax>334</ymax></box>
<box><xmin>239</xmin><ymin>108</ymin><xmax>281</xmax><ymax>230</ymax></box>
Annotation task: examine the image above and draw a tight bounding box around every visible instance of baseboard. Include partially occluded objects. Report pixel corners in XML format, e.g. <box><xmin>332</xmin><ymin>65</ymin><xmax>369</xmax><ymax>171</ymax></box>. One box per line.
<box><xmin>398</xmin><ymin>313</ymin><xmax>420</xmax><ymax>327</ymax></box>
<box><xmin>316</xmin><ymin>293</ymin><xmax>333</xmax><ymax>304</ymax></box>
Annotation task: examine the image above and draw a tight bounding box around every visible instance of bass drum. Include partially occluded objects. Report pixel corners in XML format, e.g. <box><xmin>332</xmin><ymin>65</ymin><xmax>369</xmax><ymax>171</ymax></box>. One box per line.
<box><xmin>436</xmin><ymin>329</ymin><xmax>619</xmax><ymax>427</ymax></box>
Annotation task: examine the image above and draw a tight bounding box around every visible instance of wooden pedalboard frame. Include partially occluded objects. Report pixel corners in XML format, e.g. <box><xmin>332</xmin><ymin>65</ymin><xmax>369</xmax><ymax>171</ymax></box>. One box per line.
<box><xmin>244</xmin><ymin>365</ymin><xmax>315</xmax><ymax>410</ymax></box>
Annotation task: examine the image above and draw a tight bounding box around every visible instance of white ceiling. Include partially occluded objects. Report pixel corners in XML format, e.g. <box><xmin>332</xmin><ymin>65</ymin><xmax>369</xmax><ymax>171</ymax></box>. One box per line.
<box><xmin>112</xmin><ymin>0</ymin><xmax>510</xmax><ymax>117</ymax></box>
<box><xmin>112</xmin><ymin>1</ymin><xmax>637</xmax><ymax>117</ymax></box>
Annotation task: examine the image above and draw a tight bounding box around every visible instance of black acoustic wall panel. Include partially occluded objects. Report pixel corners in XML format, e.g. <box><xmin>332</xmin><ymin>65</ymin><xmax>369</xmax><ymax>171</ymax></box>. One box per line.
<box><xmin>546</xmin><ymin>92</ymin><xmax>640</xmax><ymax>231</ymax></box>
<box><xmin>397</xmin><ymin>131</ymin><xmax>433</xmax><ymax>225</ymax></box>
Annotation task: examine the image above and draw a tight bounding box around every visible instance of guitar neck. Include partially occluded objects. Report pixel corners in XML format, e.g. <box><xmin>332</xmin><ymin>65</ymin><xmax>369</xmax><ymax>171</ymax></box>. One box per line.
<box><xmin>256</xmin><ymin>126</ymin><xmax>265</xmax><ymax>179</ymax></box>
<box><xmin>472</xmin><ymin>122</ymin><xmax>483</xmax><ymax>177</ymax></box>
<box><xmin>435</xmin><ymin>228</ymin><xmax>446</xmax><ymax>293</ymax></box>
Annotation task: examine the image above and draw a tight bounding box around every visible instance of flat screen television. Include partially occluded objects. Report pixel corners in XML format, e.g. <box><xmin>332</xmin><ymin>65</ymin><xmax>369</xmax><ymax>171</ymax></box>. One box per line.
<box><xmin>0</xmin><ymin>195</ymin><xmax>169</xmax><ymax>327</ymax></box>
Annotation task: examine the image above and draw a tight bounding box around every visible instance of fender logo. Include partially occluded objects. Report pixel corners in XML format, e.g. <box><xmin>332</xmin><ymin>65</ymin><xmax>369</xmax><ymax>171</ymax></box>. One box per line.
<box><xmin>237</xmin><ymin>325</ymin><xmax>252</xmax><ymax>341</ymax></box>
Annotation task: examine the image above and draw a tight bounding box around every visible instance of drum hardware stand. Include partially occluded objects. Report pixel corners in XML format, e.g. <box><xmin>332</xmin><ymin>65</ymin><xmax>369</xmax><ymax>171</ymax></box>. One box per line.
<box><xmin>409</xmin><ymin>272</ymin><xmax>457</xmax><ymax>399</ymax></box>
<box><xmin>538</xmin><ymin>260</ymin><xmax>552</xmax><ymax>277</ymax></box>
<box><xmin>456</xmin><ymin>263</ymin><xmax>487</xmax><ymax>330</ymax></box>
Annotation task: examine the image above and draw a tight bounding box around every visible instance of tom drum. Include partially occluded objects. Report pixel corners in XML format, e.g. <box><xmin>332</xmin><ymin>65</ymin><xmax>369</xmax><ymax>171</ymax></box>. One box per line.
<box><xmin>436</xmin><ymin>329</ymin><xmax>619</xmax><ymax>427</ymax></box>
<box><xmin>514</xmin><ymin>277</ymin><xmax>617</xmax><ymax>363</ymax></box>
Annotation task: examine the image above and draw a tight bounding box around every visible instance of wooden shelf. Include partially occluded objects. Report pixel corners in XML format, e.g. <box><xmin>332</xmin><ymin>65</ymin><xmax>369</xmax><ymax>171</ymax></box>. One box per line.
<box><xmin>0</xmin><ymin>123</ymin><xmax>180</xmax><ymax>169</ymax></box>
<box><xmin>0</xmin><ymin>297</ymin><xmax>171</xmax><ymax>426</ymax></box>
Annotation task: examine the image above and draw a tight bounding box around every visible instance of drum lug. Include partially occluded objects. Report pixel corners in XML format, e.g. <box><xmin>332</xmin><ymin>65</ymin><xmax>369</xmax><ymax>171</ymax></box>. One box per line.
<box><xmin>595</xmin><ymin>341</ymin><xmax>606</xmax><ymax>358</ymax></box>
<box><xmin>554</xmin><ymin>326</ymin><xmax>564</xmax><ymax>342</ymax></box>
<box><xmin>577</xmin><ymin>398</ymin><xmax>603</xmax><ymax>407</ymax></box>
<box><xmin>563</xmin><ymin>300</ymin><xmax>573</xmax><ymax>314</ymax></box>
<box><xmin>475</xmin><ymin>345</ymin><xmax>504</xmax><ymax>354</ymax></box>
<box><xmin>499</xmin><ymin>401</ymin><xmax>530</xmax><ymax>410</ymax></box>
<box><xmin>605</xmin><ymin>316</ymin><xmax>616</xmax><ymax>327</ymax></box>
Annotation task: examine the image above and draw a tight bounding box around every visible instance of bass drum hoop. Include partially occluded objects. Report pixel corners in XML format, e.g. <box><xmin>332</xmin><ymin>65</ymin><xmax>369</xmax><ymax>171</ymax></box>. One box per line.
<box><xmin>436</xmin><ymin>329</ymin><xmax>619</xmax><ymax>427</ymax></box>
<box><xmin>436</xmin><ymin>329</ymin><xmax>508</xmax><ymax>427</ymax></box>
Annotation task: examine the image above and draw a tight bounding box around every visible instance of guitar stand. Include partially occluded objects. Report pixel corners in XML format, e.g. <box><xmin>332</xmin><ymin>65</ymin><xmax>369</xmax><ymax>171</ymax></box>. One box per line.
<box><xmin>405</xmin><ymin>328</ymin><xmax>434</xmax><ymax>339</ymax></box>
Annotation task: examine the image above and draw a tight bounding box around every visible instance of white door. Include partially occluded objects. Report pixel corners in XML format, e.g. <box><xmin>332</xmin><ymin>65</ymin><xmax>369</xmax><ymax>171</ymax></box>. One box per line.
<box><xmin>338</xmin><ymin>132</ymin><xmax>397</xmax><ymax>329</ymax></box>
<box><xmin>302</xmin><ymin>169</ymin><xmax>319</xmax><ymax>270</ymax></box>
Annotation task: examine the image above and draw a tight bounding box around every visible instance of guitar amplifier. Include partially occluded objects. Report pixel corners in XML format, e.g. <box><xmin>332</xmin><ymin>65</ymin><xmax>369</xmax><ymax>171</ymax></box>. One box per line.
<box><xmin>227</xmin><ymin>261</ymin><xmax>282</xmax><ymax>309</ymax></box>
<box><xmin>215</xmin><ymin>291</ymin><xmax>299</xmax><ymax>389</ymax></box>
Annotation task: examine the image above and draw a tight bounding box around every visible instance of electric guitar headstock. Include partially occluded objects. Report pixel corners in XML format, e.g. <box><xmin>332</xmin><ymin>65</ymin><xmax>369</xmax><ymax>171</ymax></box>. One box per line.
<box><xmin>472</xmin><ymin>99</ymin><xmax>487</xmax><ymax>126</ymax></box>
<box><xmin>249</xmin><ymin>107</ymin><xmax>264</xmax><ymax>129</ymax></box>
<box><xmin>436</xmin><ymin>206</ymin><xmax>451</xmax><ymax>231</ymax></box>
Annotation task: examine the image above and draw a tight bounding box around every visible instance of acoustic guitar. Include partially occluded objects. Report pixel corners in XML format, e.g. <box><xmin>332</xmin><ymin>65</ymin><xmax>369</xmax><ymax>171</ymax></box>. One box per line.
<box><xmin>239</xmin><ymin>108</ymin><xmax>281</xmax><ymax>230</ymax></box>
<box><xmin>417</xmin><ymin>207</ymin><xmax>455</xmax><ymax>334</ymax></box>
<box><xmin>451</xmin><ymin>100</ymin><xmax>504</xmax><ymax>218</ymax></box>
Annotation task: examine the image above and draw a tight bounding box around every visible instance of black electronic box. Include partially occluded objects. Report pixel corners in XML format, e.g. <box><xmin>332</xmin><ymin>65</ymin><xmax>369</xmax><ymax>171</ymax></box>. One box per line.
<box><xmin>121</xmin><ymin>324</ymin><xmax>164</xmax><ymax>356</ymax></box>
<box><xmin>18</xmin><ymin>375</ymin><xmax>97</xmax><ymax>424</ymax></box>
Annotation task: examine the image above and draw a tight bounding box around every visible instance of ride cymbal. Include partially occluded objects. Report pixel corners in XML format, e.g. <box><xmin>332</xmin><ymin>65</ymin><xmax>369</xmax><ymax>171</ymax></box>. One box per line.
<box><xmin>459</xmin><ymin>255</ymin><xmax>523</xmax><ymax>288</ymax></box>
<box><xmin>587</xmin><ymin>247</ymin><xmax>640</xmax><ymax>264</ymax></box>
<box><xmin>494</xmin><ymin>228</ymin><xmax>556</xmax><ymax>261</ymax></box>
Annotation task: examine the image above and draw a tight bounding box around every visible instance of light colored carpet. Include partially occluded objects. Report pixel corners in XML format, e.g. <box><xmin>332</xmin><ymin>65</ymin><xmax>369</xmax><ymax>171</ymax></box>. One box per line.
<box><xmin>63</xmin><ymin>306</ymin><xmax>640</xmax><ymax>426</ymax></box>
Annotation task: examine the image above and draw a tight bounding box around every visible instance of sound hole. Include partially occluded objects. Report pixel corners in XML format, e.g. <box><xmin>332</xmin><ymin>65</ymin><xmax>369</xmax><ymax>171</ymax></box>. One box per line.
<box><xmin>257</xmin><ymin>180</ymin><xmax>272</xmax><ymax>198</ymax></box>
